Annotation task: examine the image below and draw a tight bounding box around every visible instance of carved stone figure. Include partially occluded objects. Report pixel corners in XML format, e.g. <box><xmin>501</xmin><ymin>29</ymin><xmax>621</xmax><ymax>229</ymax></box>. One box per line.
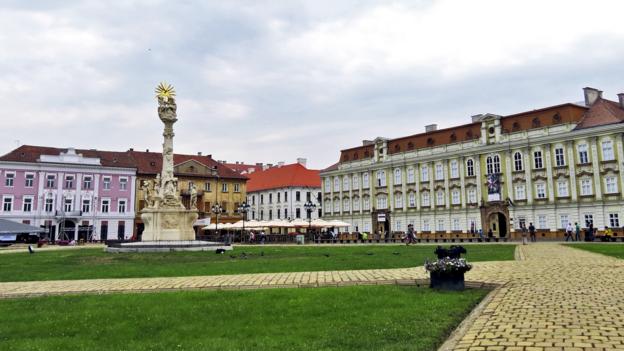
<box><xmin>141</xmin><ymin>180</ymin><xmax>151</xmax><ymax>206</ymax></box>
<box><xmin>189</xmin><ymin>183</ymin><xmax>198</xmax><ymax>210</ymax></box>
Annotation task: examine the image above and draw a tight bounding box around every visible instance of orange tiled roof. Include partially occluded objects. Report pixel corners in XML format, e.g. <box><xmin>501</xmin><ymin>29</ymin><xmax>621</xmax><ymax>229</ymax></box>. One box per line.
<box><xmin>224</xmin><ymin>163</ymin><xmax>264</xmax><ymax>175</ymax></box>
<box><xmin>128</xmin><ymin>151</ymin><xmax>246</xmax><ymax>179</ymax></box>
<box><xmin>247</xmin><ymin>163</ymin><xmax>320</xmax><ymax>192</ymax></box>
<box><xmin>574</xmin><ymin>98</ymin><xmax>624</xmax><ymax>130</ymax></box>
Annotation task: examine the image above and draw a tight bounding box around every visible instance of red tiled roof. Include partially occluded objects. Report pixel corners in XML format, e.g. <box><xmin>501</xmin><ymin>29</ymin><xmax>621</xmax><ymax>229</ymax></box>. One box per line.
<box><xmin>247</xmin><ymin>163</ymin><xmax>321</xmax><ymax>192</ymax></box>
<box><xmin>0</xmin><ymin>145</ymin><xmax>136</xmax><ymax>168</ymax></box>
<box><xmin>574</xmin><ymin>98</ymin><xmax>624</xmax><ymax>130</ymax></box>
<box><xmin>129</xmin><ymin>151</ymin><xmax>246</xmax><ymax>179</ymax></box>
<box><xmin>224</xmin><ymin>163</ymin><xmax>264</xmax><ymax>175</ymax></box>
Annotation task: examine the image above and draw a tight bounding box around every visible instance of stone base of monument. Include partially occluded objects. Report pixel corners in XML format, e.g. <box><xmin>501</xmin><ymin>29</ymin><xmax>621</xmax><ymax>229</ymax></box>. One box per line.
<box><xmin>105</xmin><ymin>240</ymin><xmax>233</xmax><ymax>253</ymax></box>
<box><xmin>140</xmin><ymin>207</ymin><xmax>198</xmax><ymax>241</ymax></box>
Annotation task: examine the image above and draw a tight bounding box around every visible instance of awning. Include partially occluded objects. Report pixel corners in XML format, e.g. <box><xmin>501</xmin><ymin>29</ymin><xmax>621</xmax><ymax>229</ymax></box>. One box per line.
<box><xmin>0</xmin><ymin>219</ymin><xmax>46</xmax><ymax>234</ymax></box>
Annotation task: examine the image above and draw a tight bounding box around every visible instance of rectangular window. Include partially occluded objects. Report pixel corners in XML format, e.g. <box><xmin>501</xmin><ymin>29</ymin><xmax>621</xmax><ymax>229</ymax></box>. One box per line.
<box><xmin>45</xmin><ymin>198</ymin><xmax>54</xmax><ymax>212</ymax></box>
<box><xmin>25</xmin><ymin>174</ymin><xmax>34</xmax><ymax>188</ymax></box>
<box><xmin>376</xmin><ymin>171</ymin><xmax>386</xmax><ymax>187</ymax></box>
<box><xmin>605</xmin><ymin>176</ymin><xmax>618</xmax><ymax>193</ymax></box>
<box><xmin>467</xmin><ymin>189</ymin><xmax>477</xmax><ymax>203</ymax></box>
<box><xmin>296</xmin><ymin>191</ymin><xmax>301</xmax><ymax>202</ymax></box>
<box><xmin>435</xmin><ymin>164</ymin><xmax>444</xmax><ymax>180</ymax></box>
<box><xmin>580</xmin><ymin>179</ymin><xmax>592</xmax><ymax>196</ymax></box>
<box><xmin>363</xmin><ymin>197</ymin><xmax>370</xmax><ymax>211</ymax></box>
<box><xmin>306</xmin><ymin>192</ymin><xmax>311</xmax><ymax>202</ymax></box>
<box><xmin>538</xmin><ymin>215</ymin><xmax>547</xmax><ymax>229</ymax></box>
<box><xmin>205</xmin><ymin>182</ymin><xmax>211</xmax><ymax>192</ymax></box>
<box><xmin>277</xmin><ymin>192</ymin><xmax>281</xmax><ymax>203</ymax></box>
<box><xmin>234</xmin><ymin>183</ymin><xmax>240</xmax><ymax>192</ymax></box>
<box><xmin>343</xmin><ymin>176</ymin><xmax>350</xmax><ymax>190</ymax></box>
<box><xmin>557</xmin><ymin>181</ymin><xmax>569</xmax><ymax>197</ymax></box>
<box><xmin>422</xmin><ymin>219</ymin><xmax>430</xmax><ymax>232</ymax></box>
<box><xmin>395</xmin><ymin>194</ymin><xmax>403</xmax><ymax>208</ymax></box>
<box><xmin>362</xmin><ymin>173</ymin><xmax>369</xmax><ymax>188</ymax></box>
<box><xmin>64</xmin><ymin>175</ymin><xmax>74</xmax><ymax>189</ymax></box>
<box><xmin>101</xmin><ymin>199</ymin><xmax>110</xmax><ymax>213</ymax></box>
<box><xmin>260</xmin><ymin>195</ymin><xmax>264</xmax><ymax>204</ymax></box>
<box><xmin>393</xmin><ymin>169</ymin><xmax>401</xmax><ymax>185</ymax></box>
<box><xmin>555</xmin><ymin>147</ymin><xmax>565</xmax><ymax>166</ymax></box>
<box><xmin>22</xmin><ymin>197</ymin><xmax>33</xmax><ymax>212</ymax></box>
<box><xmin>118</xmin><ymin>199</ymin><xmax>127</xmax><ymax>213</ymax></box>
<box><xmin>408</xmin><ymin>193</ymin><xmax>416</xmax><ymax>207</ymax></box>
<box><xmin>119</xmin><ymin>178</ymin><xmax>128</xmax><ymax>190</ymax></box>
<box><xmin>352</xmin><ymin>174</ymin><xmax>359</xmax><ymax>188</ymax></box>
<box><xmin>584</xmin><ymin>214</ymin><xmax>593</xmax><ymax>227</ymax></box>
<box><xmin>533</xmin><ymin>151</ymin><xmax>543</xmax><ymax>169</ymax></box>
<box><xmin>436</xmin><ymin>191</ymin><xmax>445</xmax><ymax>206</ymax></box>
<box><xmin>82</xmin><ymin>199</ymin><xmax>91</xmax><ymax>213</ymax></box>
<box><xmin>407</xmin><ymin>168</ymin><xmax>415</xmax><ymax>183</ymax></box>
<box><xmin>103</xmin><ymin>177</ymin><xmax>111</xmax><ymax>190</ymax></box>
<box><xmin>421</xmin><ymin>166</ymin><xmax>429</xmax><ymax>182</ymax></box>
<box><xmin>46</xmin><ymin>174</ymin><xmax>56</xmax><ymax>188</ymax></box>
<box><xmin>334</xmin><ymin>177</ymin><xmax>340</xmax><ymax>191</ymax></box>
<box><xmin>343</xmin><ymin>199</ymin><xmax>350</xmax><ymax>211</ymax></box>
<box><xmin>602</xmin><ymin>140</ymin><xmax>614</xmax><ymax>161</ymax></box>
<box><xmin>284</xmin><ymin>208</ymin><xmax>288</xmax><ymax>219</ymax></box>
<box><xmin>64</xmin><ymin>197</ymin><xmax>73</xmax><ymax>212</ymax></box>
<box><xmin>5</xmin><ymin>173</ymin><xmax>14</xmax><ymax>187</ymax></box>
<box><xmin>451</xmin><ymin>190</ymin><xmax>460</xmax><ymax>204</ymax></box>
<box><xmin>83</xmin><ymin>176</ymin><xmax>92</xmax><ymax>189</ymax></box>
<box><xmin>450</xmin><ymin>160</ymin><xmax>459</xmax><ymax>178</ymax></box>
<box><xmin>325</xmin><ymin>179</ymin><xmax>330</xmax><ymax>192</ymax></box>
<box><xmin>285</xmin><ymin>192</ymin><xmax>288</xmax><ymax>202</ymax></box>
<box><xmin>421</xmin><ymin>192</ymin><xmax>430</xmax><ymax>207</ymax></box>
<box><xmin>452</xmin><ymin>218</ymin><xmax>460</xmax><ymax>231</ymax></box>
<box><xmin>395</xmin><ymin>220</ymin><xmax>402</xmax><ymax>232</ymax></box>
<box><xmin>515</xmin><ymin>184</ymin><xmax>526</xmax><ymax>200</ymax></box>
<box><xmin>578</xmin><ymin>144</ymin><xmax>589</xmax><ymax>164</ymax></box>
<box><xmin>376</xmin><ymin>196</ymin><xmax>387</xmax><ymax>210</ymax></box>
<box><xmin>609</xmin><ymin>213</ymin><xmax>619</xmax><ymax>227</ymax></box>
<box><xmin>269</xmin><ymin>193</ymin><xmax>273</xmax><ymax>204</ymax></box>
<box><xmin>2</xmin><ymin>197</ymin><xmax>12</xmax><ymax>212</ymax></box>
<box><xmin>559</xmin><ymin>214</ymin><xmax>569</xmax><ymax>229</ymax></box>
<box><xmin>353</xmin><ymin>198</ymin><xmax>360</xmax><ymax>211</ymax></box>
<box><xmin>221</xmin><ymin>183</ymin><xmax>228</xmax><ymax>192</ymax></box>
<box><xmin>295</xmin><ymin>208</ymin><xmax>301</xmax><ymax>218</ymax></box>
<box><xmin>536</xmin><ymin>183</ymin><xmax>546</xmax><ymax>199</ymax></box>
<box><xmin>437</xmin><ymin>219</ymin><xmax>445</xmax><ymax>232</ymax></box>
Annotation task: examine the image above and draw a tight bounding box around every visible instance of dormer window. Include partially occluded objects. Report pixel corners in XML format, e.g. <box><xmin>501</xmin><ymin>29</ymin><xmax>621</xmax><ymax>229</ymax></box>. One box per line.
<box><xmin>394</xmin><ymin>144</ymin><xmax>400</xmax><ymax>152</ymax></box>
<box><xmin>552</xmin><ymin>113</ymin><xmax>561</xmax><ymax>123</ymax></box>
<box><xmin>427</xmin><ymin>138</ymin><xmax>434</xmax><ymax>146</ymax></box>
<box><xmin>407</xmin><ymin>142</ymin><xmax>414</xmax><ymax>150</ymax></box>
<box><xmin>353</xmin><ymin>153</ymin><xmax>359</xmax><ymax>160</ymax></box>
<box><xmin>466</xmin><ymin>130</ymin><xmax>473</xmax><ymax>139</ymax></box>
<box><xmin>512</xmin><ymin>122</ymin><xmax>520</xmax><ymax>131</ymax></box>
<box><xmin>450</xmin><ymin>133</ymin><xmax>457</xmax><ymax>142</ymax></box>
<box><xmin>532</xmin><ymin>117</ymin><xmax>541</xmax><ymax>128</ymax></box>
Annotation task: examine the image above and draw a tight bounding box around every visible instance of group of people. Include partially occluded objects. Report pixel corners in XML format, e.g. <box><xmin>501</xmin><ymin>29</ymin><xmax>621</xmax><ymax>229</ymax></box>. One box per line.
<box><xmin>247</xmin><ymin>230</ymin><xmax>266</xmax><ymax>244</ymax></box>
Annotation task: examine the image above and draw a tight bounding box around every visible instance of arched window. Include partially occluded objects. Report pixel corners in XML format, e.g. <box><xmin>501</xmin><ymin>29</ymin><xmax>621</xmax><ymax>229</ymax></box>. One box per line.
<box><xmin>486</xmin><ymin>155</ymin><xmax>501</xmax><ymax>174</ymax></box>
<box><xmin>513</xmin><ymin>152</ymin><xmax>523</xmax><ymax>171</ymax></box>
<box><xmin>394</xmin><ymin>168</ymin><xmax>402</xmax><ymax>185</ymax></box>
<box><xmin>466</xmin><ymin>159</ymin><xmax>474</xmax><ymax>177</ymax></box>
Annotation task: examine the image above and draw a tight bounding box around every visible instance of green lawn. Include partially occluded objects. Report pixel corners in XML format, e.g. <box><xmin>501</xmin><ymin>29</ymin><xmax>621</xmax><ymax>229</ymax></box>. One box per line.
<box><xmin>0</xmin><ymin>244</ymin><xmax>515</xmax><ymax>282</ymax></box>
<box><xmin>567</xmin><ymin>243</ymin><xmax>624</xmax><ymax>259</ymax></box>
<box><xmin>0</xmin><ymin>285</ymin><xmax>488</xmax><ymax>351</ymax></box>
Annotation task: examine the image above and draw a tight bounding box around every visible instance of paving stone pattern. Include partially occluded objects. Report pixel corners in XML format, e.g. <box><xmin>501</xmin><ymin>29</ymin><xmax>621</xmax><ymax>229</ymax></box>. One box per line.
<box><xmin>0</xmin><ymin>243</ymin><xmax>623</xmax><ymax>350</ymax></box>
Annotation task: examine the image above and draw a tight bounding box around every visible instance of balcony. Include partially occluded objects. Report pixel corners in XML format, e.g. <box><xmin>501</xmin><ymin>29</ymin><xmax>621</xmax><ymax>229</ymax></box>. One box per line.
<box><xmin>55</xmin><ymin>210</ymin><xmax>83</xmax><ymax>218</ymax></box>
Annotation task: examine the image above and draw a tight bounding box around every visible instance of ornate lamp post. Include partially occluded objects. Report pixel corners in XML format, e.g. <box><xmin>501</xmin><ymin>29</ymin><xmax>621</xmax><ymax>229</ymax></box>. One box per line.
<box><xmin>211</xmin><ymin>203</ymin><xmax>224</xmax><ymax>240</ymax></box>
<box><xmin>304</xmin><ymin>201</ymin><xmax>316</xmax><ymax>241</ymax></box>
<box><xmin>237</xmin><ymin>202</ymin><xmax>251</xmax><ymax>243</ymax></box>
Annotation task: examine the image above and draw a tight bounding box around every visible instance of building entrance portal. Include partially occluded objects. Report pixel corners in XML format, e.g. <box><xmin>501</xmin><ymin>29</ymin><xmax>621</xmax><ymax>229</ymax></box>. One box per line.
<box><xmin>480</xmin><ymin>201</ymin><xmax>510</xmax><ymax>238</ymax></box>
<box><xmin>487</xmin><ymin>212</ymin><xmax>508</xmax><ymax>238</ymax></box>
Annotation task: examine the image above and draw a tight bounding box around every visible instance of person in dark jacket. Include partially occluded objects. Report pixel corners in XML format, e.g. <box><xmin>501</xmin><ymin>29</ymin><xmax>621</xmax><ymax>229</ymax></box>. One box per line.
<box><xmin>528</xmin><ymin>223</ymin><xmax>536</xmax><ymax>242</ymax></box>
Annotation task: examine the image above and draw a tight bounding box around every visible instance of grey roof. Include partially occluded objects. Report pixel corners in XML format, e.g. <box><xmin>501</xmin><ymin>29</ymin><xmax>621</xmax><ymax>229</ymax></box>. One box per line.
<box><xmin>0</xmin><ymin>219</ymin><xmax>46</xmax><ymax>234</ymax></box>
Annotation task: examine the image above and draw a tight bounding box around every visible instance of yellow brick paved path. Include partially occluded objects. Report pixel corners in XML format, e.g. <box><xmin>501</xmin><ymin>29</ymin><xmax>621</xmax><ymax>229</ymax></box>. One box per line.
<box><xmin>1</xmin><ymin>243</ymin><xmax>623</xmax><ymax>350</ymax></box>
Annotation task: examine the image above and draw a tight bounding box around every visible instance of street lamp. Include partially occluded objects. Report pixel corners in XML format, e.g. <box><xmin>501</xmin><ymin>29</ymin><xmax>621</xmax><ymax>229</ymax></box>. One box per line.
<box><xmin>211</xmin><ymin>203</ymin><xmax>224</xmax><ymax>241</ymax></box>
<box><xmin>304</xmin><ymin>201</ymin><xmax>316</xmax><ymax>241</ymax></box>
<box><xmin>237</xmin><ymin>202</ymin><xmax>251</xmax><ymax>243</ymax></box>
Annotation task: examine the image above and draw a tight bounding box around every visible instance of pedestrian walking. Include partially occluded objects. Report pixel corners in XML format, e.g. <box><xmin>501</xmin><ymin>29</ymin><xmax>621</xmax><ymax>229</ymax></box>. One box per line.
<box><xmin>521</xmin><ymin>223</ymin><xmax>528</xmax><ymax>245</ymax></box>
<box><xmin>529</xmin><ymin>222</ymin><xmax>536</xmax><ymax>242</ymax></box>
<box><xmin>406</xmin><ymin>224</ymin><xmax>415</xmax><ymax>245</ymax></box>
<box><xmin>565</xmin><ymin>222</ymin><xmax>574</xmax><ymax>241</ymax></box>
<box><xmin>574</xmin><ymin>222</ymin><xmax>581</xmax><ymax>242</ymax></box>
<box><xmin>478</xmin><ymin>228</ymin><xmax>484</xmax><ymax>241</ymax></box>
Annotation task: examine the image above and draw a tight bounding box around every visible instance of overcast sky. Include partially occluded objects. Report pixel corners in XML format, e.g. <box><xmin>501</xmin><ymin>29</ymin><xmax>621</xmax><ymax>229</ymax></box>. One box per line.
<box><xmin>1</xmin><ymin>0</ymin><xmax>624</xmax><ymax>169</ymax></box>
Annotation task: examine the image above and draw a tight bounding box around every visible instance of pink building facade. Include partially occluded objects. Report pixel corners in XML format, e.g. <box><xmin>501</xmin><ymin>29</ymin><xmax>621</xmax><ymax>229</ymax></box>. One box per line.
<box><xmin>0</xmin><ymin>147</ymin><xmax>136</xmax><ymax>241</ymax></box>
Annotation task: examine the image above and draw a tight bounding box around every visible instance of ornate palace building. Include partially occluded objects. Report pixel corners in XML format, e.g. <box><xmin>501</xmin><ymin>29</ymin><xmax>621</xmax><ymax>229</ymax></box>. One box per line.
<box><xmin>320</xmin><ymin>87</ymin><xmax>624</xmax><ymax>239</ymax></box>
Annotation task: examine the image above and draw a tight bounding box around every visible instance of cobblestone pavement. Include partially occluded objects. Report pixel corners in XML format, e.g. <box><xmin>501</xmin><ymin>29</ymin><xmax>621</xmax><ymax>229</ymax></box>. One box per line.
<box><xmin>453</xmin><ymin>244</ymin><xmax>624</xmax><ymax>351</ymax></box>
<box><xmin>0</xmin><ymin>243</ymin><xmax>623</xmax><ymax>350</ymax></box>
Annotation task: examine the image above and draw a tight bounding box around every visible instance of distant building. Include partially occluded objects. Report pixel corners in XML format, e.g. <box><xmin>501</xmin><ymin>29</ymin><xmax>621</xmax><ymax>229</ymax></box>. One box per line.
<box><xmin>321</xmin><ymin>87</ymin><xmax>624</xmax><ymax>239</ymax></box>
<box><xmin>222</xmin><ymin>161</ymin><xmax>266</xmax><ymax>175</ymax></box>
<box><xmin>246</xmin><ymin>159</ymin><xmax>322</xmax><ymax>223</ymax></box>
<box><xmin>0</xmin><ymin>146</ymin><xmax>136</xmax><ymax>241</ymax></box>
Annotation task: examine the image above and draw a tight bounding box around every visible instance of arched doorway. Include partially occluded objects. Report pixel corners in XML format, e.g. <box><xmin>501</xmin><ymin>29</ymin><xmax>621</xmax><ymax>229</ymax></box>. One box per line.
<box><xmin>487</xmin><ymin>212</ymin><xmax>508</xmax><ymax>238</ymax></box>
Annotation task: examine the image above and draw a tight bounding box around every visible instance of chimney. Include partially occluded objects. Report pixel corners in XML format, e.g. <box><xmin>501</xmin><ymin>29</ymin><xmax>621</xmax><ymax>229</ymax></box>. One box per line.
<box><xmin>618</xmin><ymin>93</ymin><xmax>624</xmax><ymax>109</ymax></box>
<box><xmin>425</xmin><ymin>124</ymin><xmax>437</xmax><ymax>132</ymax></box>
<box><xmin>248</xmin><ymin>168</ymin><xmax>255</xmax><ymax>174</ymax></box>
<box><xmin>277</xmin><ymin>161</ymin><xmax>285</xmax><ymax>167</ymax></box>
<box><xmin>197</xmin><ymin>152</ymin><xmax>202</xmax><ymax>156</ymax></box>
<box><xmin>583</xmin><ymin>87</ymin><xmax>603</xmax><ymax>106</ymax></box>
<box><xmin>296</xmin><ymin>158</ymin><xmax>307</xmax><ymax>167</ymax></box>
<box><xmin>146</xmin><ymin>149</ymin><xmax>149</xmax><ymax>152</ymax></box>
<box><xmin>128</xmin><ymin>148</ymin><xmax>134</xmax><ymax>151</ymax></box>
<box><xmin>362</xmin><ymin>140</ymin><xmax>374</xmax><ymax>146</ymax></box>
<box><xmin>262</xmin><ymin>164</ymin><xmax>270</xmax><ymax>171</ymax></box>
<box><xmin>255</xmin><ymin>162</ymin><xmax>263</xmax><ymax>166</ymax></box>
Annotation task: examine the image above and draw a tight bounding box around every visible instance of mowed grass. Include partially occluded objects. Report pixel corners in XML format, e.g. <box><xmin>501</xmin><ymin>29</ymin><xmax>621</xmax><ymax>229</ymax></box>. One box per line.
<box><xmin>0</xmin><ymin>244</ymin><xmax>515</xmax><ymax>282</ymax></box>
<box><xmin>0</xmin><ymin>285</ymin><xmax>488</xmax><ymax>351</ymax></box>
<box><xmin>567</xmin><ymin>243</ymin><xmax>624</xmax><ymax>259</ymax></box>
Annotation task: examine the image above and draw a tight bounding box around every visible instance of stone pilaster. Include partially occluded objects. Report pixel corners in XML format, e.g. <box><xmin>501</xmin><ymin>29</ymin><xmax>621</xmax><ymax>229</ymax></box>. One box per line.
<box><xmin>590</xmin><ymin>137</ymin><xmax>603</xmax><ymax>200</ymax></box>
<box><xmin>544</xmin><ymin>144</ymin><xmax>555</xmax><ymax>202</ymax></box>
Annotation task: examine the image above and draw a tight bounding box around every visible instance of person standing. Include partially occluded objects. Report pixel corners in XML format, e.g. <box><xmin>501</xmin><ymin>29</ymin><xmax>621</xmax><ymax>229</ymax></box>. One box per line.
<box><xmin>406</xmin><ymin>224</ymin><xmax>415</xmax><ymax>246</ymax></box>
<box><xmin>478</xmin><ymin>228</ymin><xmax>484</xmax><ymax>241</ymax></box>
<box><xmin>565</xmin><ymin>222</ymin><xmax>574</xmax><ymax>241</ymax></box>
<box><xmin>521</xmin><ymin>223</ymin><xmax>528</xmax><ymax>245</ymax></box>
<box><xmin>574</xmin><ymin>222</ymin><xmax>581</xmax><ymax>242</ymax></box>
<box><xmin>529</xmin><ymin>222</ymin><xmax>536</xmax><ymax>242</ymax></box>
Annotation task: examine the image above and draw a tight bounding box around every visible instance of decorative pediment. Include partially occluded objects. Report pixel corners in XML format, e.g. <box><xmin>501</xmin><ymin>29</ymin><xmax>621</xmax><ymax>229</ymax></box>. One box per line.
<box><xmin>576</xmin><ymin>170</ymin><xmax>593</xmax><ymax>177</ymax></box>
<box><xmin>434</xmin><ymin>184</ymin><xmax>445</xmax><ymax>190</ymax></box>
<box><xmin>448</xmin><ymin>183</ymin><xmax>461</xmax><ymax>190</ymax></box>
<box><xmin>600</xmin><ymin>164</ymin><xmax>619</xmax><ymax>174</ymax></box>
<box><xmin>554</xmin><ymin>169</ymin><xmax>569</xmax><ymax>178</ymax></box>
<box><xmin>533</xmin><ymin>174</ymin><xmax>548</xmax><ymax>181</ymax></box>
<box><xmin>420</xmin><ymin>186</ymin><xmax>430</xmax><ymax>192</ymax></box>
<box><xmin>465</xmin><ymin>181</ymin><xmax>477</xmax><ymax>188</ymax></box>
<box><xmin>512</xmin><ymin>176</ymin><xmax>526</xmax><ymax>183</ymax></box>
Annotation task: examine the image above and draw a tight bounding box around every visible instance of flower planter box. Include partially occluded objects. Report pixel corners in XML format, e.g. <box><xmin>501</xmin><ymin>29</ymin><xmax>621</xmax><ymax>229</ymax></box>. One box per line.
<box><xmin>429</xmin><ymin>271</ymin><xmax>465</xmax><ymax>291</ymax></box>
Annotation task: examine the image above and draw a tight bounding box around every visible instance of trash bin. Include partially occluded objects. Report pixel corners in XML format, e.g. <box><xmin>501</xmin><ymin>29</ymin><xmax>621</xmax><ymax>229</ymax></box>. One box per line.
<box><xmin>296</xmin><ymin>234</ymin><xmax>305</xmax><ymax>245</ymax></box>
